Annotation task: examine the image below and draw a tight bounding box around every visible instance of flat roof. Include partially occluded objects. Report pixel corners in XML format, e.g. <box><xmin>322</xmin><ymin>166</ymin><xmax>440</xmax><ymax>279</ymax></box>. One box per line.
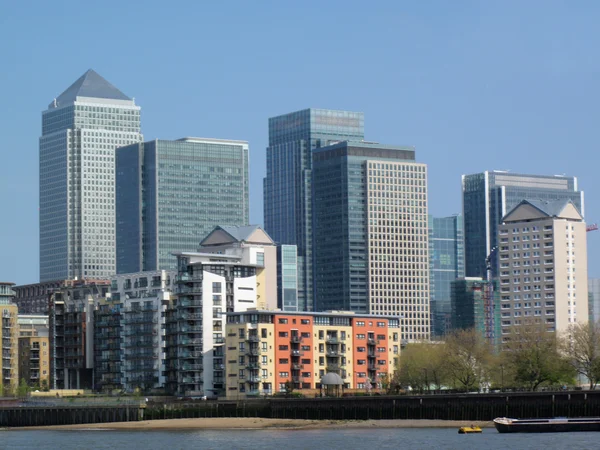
<box><xmin>225</xmin><ymin>309</ymin><xmax>402</xmax><ymax>320</ymax></box>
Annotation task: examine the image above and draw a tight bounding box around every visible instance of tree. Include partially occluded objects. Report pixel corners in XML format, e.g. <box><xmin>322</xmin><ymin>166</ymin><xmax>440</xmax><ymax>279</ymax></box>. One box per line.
<box><xmin>504</xmin><ymin>323</ymin><xmax>574</xmax><ymax>391</ymax></box>
<box><xmin>40</xmin><ymin>379</ymin><xmax>50</xmax><ymax>392</ymax></box>
<box><xmin>444</xmin><ymin>329</ymin><xmax>492</xmax><ymax>391</ymax></box>
<box><xmin>17</xmin><ymin>378</ymin><xmax>30</xmax><ymax>399</ymax></box>
<box><xmin>561</xmin><ymin>321</ymin><xmax>600</xmax><ymax>389</ymax></box>
<box><xmin>284</xmin><ymin>379</ymin><xmax>295</xmax><ymax>396</ymax></box>
<box><xmin>398</xmin><ymin>342</ymin><xmax>450</xmax><ymax>392</ymax></box>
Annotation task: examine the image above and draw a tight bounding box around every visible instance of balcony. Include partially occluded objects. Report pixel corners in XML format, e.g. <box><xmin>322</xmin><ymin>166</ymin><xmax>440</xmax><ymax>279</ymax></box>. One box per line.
<box><xmin>246</xmin><ymin>348</ymin><xmax>262</xmax><ymax>356</ymax></box>
<box><xmin>246</xmin><ymin>335</ymin><xmax>260</xmax><ymax>343</ymax></box>
<box><xmin>247</xmin><ymin>376</ymin><xmax>261</xmax><ymax>383</ymax></box>
<box><xmin>327</xmin><ymin>350</ymin><xmax>340</xmax><ymax>357</ymax></box>
<box><xmin>367</xmin><ymin>338</ymin><xmax>377</xmax><ymax>345</ymax></box>
<box><xmin>291</xmin><ymin>350</ymin><xmax>303</xmax><ymax>356</ymax></box>
<box><xmin>246</xmin><ymin>362</ymin><xmax>260</xmax><ymax>369</ymax></box>
<box><xmin>290</xmin><ymin>336</ymin><xmax>302</xmax><ymax>344</ymax></box>
<box><xmin>292</xmin><ymin>364</ymin><xmax>304</xmax><ymax>370</ymax></box>
<box><xmin>326</xmin><ymin>337</ymin><xmax>339</xmax><ymax>344</ymax></box>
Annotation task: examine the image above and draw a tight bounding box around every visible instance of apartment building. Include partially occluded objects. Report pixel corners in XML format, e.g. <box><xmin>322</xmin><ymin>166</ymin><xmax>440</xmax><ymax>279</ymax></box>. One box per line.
<box><xmin>0</xmin><ymin>283</ymin><xmax>19</xmax><ymax>390</ymax></box>
<box><xmin>497</xmin><ymin>199</ymin><xmax>588</xmax><ymax>339</ymax></box>
<box><xmin>224</xmin><ymin>310</ymin><xmax>400</xmax><ymax>399</ymax></box>
<box><xmin>165</xmin><ymin>245</ymin><xmax>263</xmax><ymax>397</ymax></box>
<box><xmin>18</xmin><ymin>315</ymin><xmax>50</xmax><ymax>388</ymax></box>
<box><xmin>94</xmin><ymin>270</ymin><xmax>175</xmax><ymax>393</ymax></box>
<box><xmin>49</xmin><ymin>280</ymin><xmax>108</xmax><ymax>389</ymax></box>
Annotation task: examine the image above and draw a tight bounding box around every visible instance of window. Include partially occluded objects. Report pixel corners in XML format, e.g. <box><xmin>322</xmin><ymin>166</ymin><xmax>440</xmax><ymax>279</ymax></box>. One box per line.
<box><xmin>278</xmin><ymin>318</ymin><xmax>288</xmax><ymax>324</ymax></box>
<box><xmin>212</xmin><ymin>282</ymin><xmax>222</xmax><ymax>293</ymax></box>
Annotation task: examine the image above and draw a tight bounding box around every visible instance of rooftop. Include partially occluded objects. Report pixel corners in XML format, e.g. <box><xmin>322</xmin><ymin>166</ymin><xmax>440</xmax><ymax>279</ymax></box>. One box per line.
<box><xmin>50</xmin><ymin>69</ymin><xmax>131</xmax><ymax>108</ymax></box>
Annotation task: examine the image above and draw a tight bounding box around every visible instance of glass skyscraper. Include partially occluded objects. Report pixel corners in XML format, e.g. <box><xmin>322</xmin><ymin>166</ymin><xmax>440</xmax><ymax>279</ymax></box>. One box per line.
<box><xmin>462</xmin><ymin>171</ymin><xmax>583</xmax><ymax>278</ymax></box>
<box><xmin>263</xmin><ymin>108</ymin><xmax>364</xmax><ymax>311</ymax></box>
<box><xmin>312</xmin><ymin>141</ymin><xmax>430</xmax><ymax>341</ymax></box>
<box><xmin>589</xmin><ymin>278</ymin><xmax>600</xmax><ymax>324</ymax></box>
<box><xmin>428</xmin><ymin>214</ymin><xmax>465</xmax><ymax>338</ymax></box>
<box><xmin>40</xmin><ymin>70</ymin><xmax>142</xmax><ymax>281</ymax></box>
<box><xmin>116</xmin><ymin>138</ymin><xmax>249</xmax><ymax>272</ymax></box>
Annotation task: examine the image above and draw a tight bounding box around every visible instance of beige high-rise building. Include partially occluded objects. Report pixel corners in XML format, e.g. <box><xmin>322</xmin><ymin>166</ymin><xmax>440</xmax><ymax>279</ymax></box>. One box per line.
<box><xmin>18</xmin><ymin>315</ymin><xmax>50</xmax><ymax>389</ymax></box>
<box><xmin>497</xmin><ymin>199</ymin><xmax>588</xmax><ymax>340</ymax></box>
<box><xmin>0</xmin><ymin>283</ymin><xmax>19</xmax><ymax>391</ymax></box>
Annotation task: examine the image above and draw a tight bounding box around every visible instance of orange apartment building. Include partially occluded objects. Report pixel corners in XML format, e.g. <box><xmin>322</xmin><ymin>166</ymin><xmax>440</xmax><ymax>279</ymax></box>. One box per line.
<box><xmin>225</xmin><ymin>310</ymin><xmax>400</xmax><ymax>399</ymax></box>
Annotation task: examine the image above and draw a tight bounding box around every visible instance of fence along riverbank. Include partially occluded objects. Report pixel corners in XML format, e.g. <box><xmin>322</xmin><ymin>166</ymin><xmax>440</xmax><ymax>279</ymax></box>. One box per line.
<box><xmin>3</xmin><ymin>391</ymin><xmax>600</xmax><ymax>427</ymax></box>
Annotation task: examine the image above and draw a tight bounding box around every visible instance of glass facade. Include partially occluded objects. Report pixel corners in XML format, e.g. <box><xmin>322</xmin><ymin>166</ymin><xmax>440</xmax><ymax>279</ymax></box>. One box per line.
<box><xmin>277</xmin><ymin>245</ymin><xmax>298</xmax><ymax>311</ymax></box>
<box><xmin>40</xmin><ymin>70</ymin><xmax>142</xmax><ymax>281</ymax></box>
<box><xmin>462</xmin><ymin>171</ymin><xmax>583</xmax><ymax>278</ymax></box>
<box><xmin>312</xmin><ymin>141</ymin><xmax>430</xmax><ymax>341</ymax></box>
<box><xmin>264</xmin><ymin>109</ymin><xmax>364</xmax><ymax>311</ymax></box>
<box><xmin>116</xmin><ymin>138</ymin><xmax>249</xmax><ymax>272</ymax></box>
<box><xmin>428</xmin><ymin>214</ymin><xmax>465</xmax><ymax>338</ymax></box>
<box><xmin>450</xmin><ymin>278</ymin><xmax>500</xmax><ymax>348</ymax></box>
<box><xmin>589</xmin><ymin>278</ymin><xmax>600</xmax><ymax>324</ymax></box>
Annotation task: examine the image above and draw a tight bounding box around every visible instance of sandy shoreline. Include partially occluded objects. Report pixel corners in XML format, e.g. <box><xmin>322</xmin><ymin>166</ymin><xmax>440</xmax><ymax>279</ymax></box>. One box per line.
<box><xmin>17</xmin><ymin>418</ymin><xmax>494</xmax><ymax>431</ymax></box>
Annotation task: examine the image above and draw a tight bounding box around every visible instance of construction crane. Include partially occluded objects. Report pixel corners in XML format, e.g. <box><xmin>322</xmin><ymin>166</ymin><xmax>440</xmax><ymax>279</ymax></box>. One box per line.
<box><xmin>587</xmin><ymin>223</ymin><xmax>598</xmax><ymax>232</ymax></box>
<box><xmin>483</xmin><ymin>247</ymin><xmax>498</xmax><ymax>343</ymax></box>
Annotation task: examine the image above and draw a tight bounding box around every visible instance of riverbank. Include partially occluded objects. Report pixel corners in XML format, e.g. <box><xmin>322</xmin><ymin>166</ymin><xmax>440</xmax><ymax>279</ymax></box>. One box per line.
<box><xmin>18</xmin><ymin>417</ymin><xmax>494</xmax><ymax>431</ymax></box>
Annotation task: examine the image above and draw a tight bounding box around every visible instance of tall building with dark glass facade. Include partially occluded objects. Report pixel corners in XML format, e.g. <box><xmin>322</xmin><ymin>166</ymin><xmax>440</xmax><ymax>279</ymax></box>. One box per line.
<box><xmin>428</xmin><ymin>214</ymin><xmax>465</xmax><ymax>338</ymax></box>
<box><xmin>40</xmin><ymin>70</ymin><xmax>142</xmax><ymax>281</ymax></box>
<box><xmin>462</xmin><ymin>171</ymin><xmax>583</xmax><ymax>278</ymax></box>
<box><xmin>116</xmin><ymin>137</ymin><xmax>249</xmax><ymax>272</ymax></box>
<box><xmin>312</xmin><ymin>141</ymin><xmax>430</xmax><ymax>341</ymax></box>
<box><xmin>263</xmin><ymin>108</ymin><xmax>364</xmax><ymax>311</ymax></box>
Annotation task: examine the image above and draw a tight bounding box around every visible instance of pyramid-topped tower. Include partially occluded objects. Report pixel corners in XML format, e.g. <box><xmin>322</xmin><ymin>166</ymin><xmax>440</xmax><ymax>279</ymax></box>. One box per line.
<box><xmin>39</xmin><ymin>70</ymin><xmax>142</xmax><ymax>281</ymax></box>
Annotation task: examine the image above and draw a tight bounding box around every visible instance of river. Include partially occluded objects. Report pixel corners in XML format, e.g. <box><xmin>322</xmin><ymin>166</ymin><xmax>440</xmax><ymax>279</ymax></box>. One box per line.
<box><xmin>4</xmin><ymin>428</ymin><xmax>600</xmax><ymax>449</ymax></box>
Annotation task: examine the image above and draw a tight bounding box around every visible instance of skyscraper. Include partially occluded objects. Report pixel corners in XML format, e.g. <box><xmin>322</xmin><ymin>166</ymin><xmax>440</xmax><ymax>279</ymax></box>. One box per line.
<box><xmin>263</xmin><ymin>108</ymin><xmax>364</xmax><ymax>311</ymax></box>
<box><xmin>462</xmin><ymin>171</ymin><xmax>583</xmax><ymax>278</ymax></box>
<box><xmin>312</xmin><ymin>141</ymin><xmax>430</xmax><ymax>341</ymax></box>
<box><xmin>116</xmin><ymin>138</ymin><xmax>249</xmax><ymax>273</ymax></box>
<box><xmin>40</xmin><ymin>70</ymin><xmax>142</xmax><ymax>281</ymax></box>
<box><xmin>429</xmin><ymin>214</ymin><xmax>465</xmax><ymax>338</ymax></box>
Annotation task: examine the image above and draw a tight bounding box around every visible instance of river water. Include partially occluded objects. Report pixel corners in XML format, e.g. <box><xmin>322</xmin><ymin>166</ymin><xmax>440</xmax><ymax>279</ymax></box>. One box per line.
<box><xmin>4</xmin><ymin>428</ymin><xmax>599</xmax><ymax>449</ymax></box>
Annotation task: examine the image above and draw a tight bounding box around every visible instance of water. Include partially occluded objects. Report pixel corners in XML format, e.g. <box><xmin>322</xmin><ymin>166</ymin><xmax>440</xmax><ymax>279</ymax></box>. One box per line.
<box><xmin>3</xmin><ymin>428</ymin><xmax>600</xmax><ymax>450</ymax></box>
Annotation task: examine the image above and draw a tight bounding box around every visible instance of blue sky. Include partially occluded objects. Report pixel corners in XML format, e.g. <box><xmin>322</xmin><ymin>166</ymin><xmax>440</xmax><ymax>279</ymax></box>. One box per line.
<box><xmin>1</xmin><ymin>0</ymin><xmax>599</xmax><ymax>285</ymax></box>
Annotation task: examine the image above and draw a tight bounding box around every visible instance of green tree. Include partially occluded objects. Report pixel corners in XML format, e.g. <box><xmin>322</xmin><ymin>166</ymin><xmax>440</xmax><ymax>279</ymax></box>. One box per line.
<box><xmin>398</xmin><ymin>342</ymin><xmax>450</xmax><ymax>392</ymax></box>
<box><xmin>561</xmin><ymin>321</ymin><xmax>600</xmax><ymax>389</ymax></box>
<box><xmin>504</xmin><ymin>323</ymin><xmax>574</xmax><ymax>391</ymax></box>
<box><xmin>444</xmin><ymin>329</ymin><xmax>492</xmax><ymax>391</ymax></box>
<box><xmin>17</xmin><ymin>378</ymin><xmax>30</xmax><ymax>399</ymax></box>
<box><xmin>40</xmin><ymin>379</ymin><xmax>50</xmax><ymax>392</ymax></box>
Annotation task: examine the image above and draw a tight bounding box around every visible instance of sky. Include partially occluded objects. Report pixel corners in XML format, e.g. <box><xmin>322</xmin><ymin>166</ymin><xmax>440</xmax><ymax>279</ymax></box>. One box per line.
<box><xmin>1</xmin><ymin>0</ymin><xmax>599</xmax><ymax>285</ymax></box>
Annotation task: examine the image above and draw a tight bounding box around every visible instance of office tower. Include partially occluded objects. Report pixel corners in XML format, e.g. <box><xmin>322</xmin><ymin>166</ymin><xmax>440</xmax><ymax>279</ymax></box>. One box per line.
<box><xmin>450</xmin><ymin>277</ymin><xmax>500</xmax><ymax>347</ymax></box>
<box><xmin>589</xmin><ymin>279</ymin><xmax>600</xmax><ymax>324</ymax></box>
<box><xmin>462</xmin><ymin>171</ymin><xmax>583</xmax><ymax>278</ymax></box>
<box><xmin>116</xmin><ymin>138</ymin><xmax>249</xmax><ymax>273</ymax></box>
<box><xmin>18</xmin><ymin>315</ymin><xmax>50</xmax><ymax>389</ymax></box>
<box><xmin>224</xmin><ymin>310</ymin><xmax>400</xmax><ymax>398</ymax></box>
<box><xmin>429</xmin><ymin>214</ymin><xmax>465</xmax><ymax>338</ymax></box>
<box><xmin>40</xmin><ymin>69</ymin><xmax>142</xmax><ymax>281</ymax></box>
<box><xmin>277</xmin><ymin>245</ymin><xmax>299</xmax><ymax>311</ymax></box>
<box><xmin>312</xmin><ymin>141</ymin><xmax>430</xmax><ymax>342</ymax></box>
<box><xmin>263</xmin><ymin>108</ymin><xmax>364</xmax><ymax>311</ymax></box>
<box><xmin>497</xmin><ymin>199</ymin><xmax>588</xmax><ymax>340</ymax></box>
<box><xmin>0</xmin><ymin>283</ymin><xmax>19</xmax><ymax>389</ymax></box>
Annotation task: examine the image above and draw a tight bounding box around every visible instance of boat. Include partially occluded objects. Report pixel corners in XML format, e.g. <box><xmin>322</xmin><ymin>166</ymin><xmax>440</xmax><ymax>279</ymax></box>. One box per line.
<box><xmin>458</xmin><ymin>426</ymin><xmax>482</xmax><ymax>434</ymax></box>
<box><xmin>494</xmin><ymin>417</ymin><xmax>600</xmax><ymax>433</ymax></box>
